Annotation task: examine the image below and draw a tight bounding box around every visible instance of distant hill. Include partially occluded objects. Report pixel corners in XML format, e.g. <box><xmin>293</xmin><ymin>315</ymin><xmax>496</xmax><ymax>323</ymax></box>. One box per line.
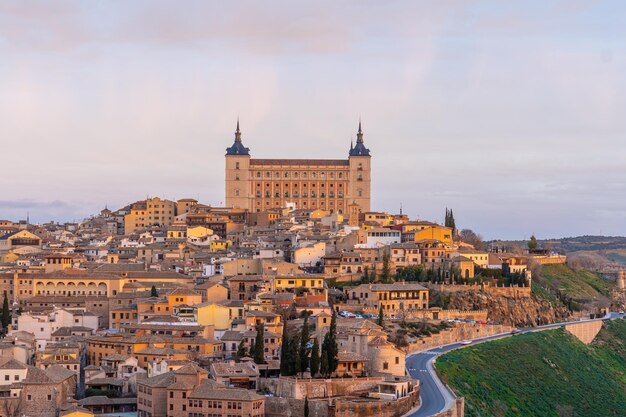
<box><xmin>490</xmin><ymin>235</ymin><xmax>626</xmax><ymax>269</ymax></box>
<box><xmin>533</xmin><ymin>264</ymin><xmax>614</xmax><ymax>310</ymax></box>
<box><xmin>437</xmin><ymin>320</ymin><xmax>626</xmax><ymax>417</ymax></box>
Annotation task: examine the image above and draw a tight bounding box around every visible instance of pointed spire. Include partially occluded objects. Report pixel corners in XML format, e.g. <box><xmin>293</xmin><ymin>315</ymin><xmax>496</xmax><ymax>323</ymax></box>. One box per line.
<box><xmin>356</xmin><ymin>119</ymin><xmax>364</xmax><ymax>144</ymax></box>
<box><xmin>235</xmin><ymin>118</ymin><xmax>242</xmax><ymax>142</ymax></box>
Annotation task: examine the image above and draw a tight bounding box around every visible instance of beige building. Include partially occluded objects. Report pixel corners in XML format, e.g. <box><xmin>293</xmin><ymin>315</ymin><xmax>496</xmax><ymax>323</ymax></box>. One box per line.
<box><xmin>124</xmin><ymin>197</ymin><xmax>177</xmax><ymax>234</ymax></box>
<box><xmin>225</xmin><ymin>121</ymin><xmax>372</xmax><ymax>214</ymax></box>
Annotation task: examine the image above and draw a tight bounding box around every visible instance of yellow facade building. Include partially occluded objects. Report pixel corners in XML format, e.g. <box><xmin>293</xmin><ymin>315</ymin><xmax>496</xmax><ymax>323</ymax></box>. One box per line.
<box><xmin>225</xmin><ymin>121</ymin><xmax>372</xmax><ymax>214</ymax></box>
<box><xmin>124</xmin><ymin>197</ymin><xmax>177</xmax><ymax>234</ymax></box>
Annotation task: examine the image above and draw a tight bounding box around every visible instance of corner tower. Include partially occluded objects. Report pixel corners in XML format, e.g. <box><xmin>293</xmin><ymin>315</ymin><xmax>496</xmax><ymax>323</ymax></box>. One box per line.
<box><xmin>348</xmin><ymin>121</ymin><xmax>372</xmax><ymax>212</ymax></box>
<box><xmin>225</xmin><ymin>120</ymin><xmax>251</xmax><ymax>209</ymax></box>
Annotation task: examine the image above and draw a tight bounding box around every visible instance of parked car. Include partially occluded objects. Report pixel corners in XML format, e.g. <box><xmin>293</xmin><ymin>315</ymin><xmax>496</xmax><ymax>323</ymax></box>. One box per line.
<box><xmin>461</xmin><ymin>340</ymin><xmax>472</xmax><ymax>345</ymax></box>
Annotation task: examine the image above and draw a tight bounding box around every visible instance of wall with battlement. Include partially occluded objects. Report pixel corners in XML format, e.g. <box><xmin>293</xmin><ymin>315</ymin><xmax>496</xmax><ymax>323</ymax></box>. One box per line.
<box><xmin>565</xmin><ymin>320</ymin><xmax>603</xmax><ymax>344</ymax></box>
<box><xmin>334</xmin><ymin>389</ymin><xmax>420</xmax><ymax>417</ymax></box>
<box><xmin>405</xmin><ymin>322</ymin><xmax>513</xmax><ymax>353</ymax></box>
<box><xmin>426</xmin><ymin>282</ymin><xmax>531</xmax><ymax>298</ymax></box>
<box><xmin>275</xmin><ymin>376</ymin><xmax>385</xmax><ymax>400</ymax></box>
<box><xmin>428</xmin><ymin>309</ymin><xmax>488</xmax><ymax>321</ymax></box>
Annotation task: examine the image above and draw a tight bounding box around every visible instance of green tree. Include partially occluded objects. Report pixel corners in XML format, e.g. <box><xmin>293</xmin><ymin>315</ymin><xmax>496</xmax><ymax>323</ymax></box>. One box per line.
<box><xmin>304</xmin><ymin>396</ymin><xmax>310</xmax><ymax>417</ymax></box>
<box><xmin>320</xmin><ymin>350</ymin><xmax>329</xmax><ymax>377</ymax></box>
<box><xmin>280</xmin><ymin>321</ymin><xmax>290</xmax><ymax>375</ymax></box>
<box><xmin>298</xmin><ymin>317</ymin><xmax>310</xmax><ymax>376</ymax></box>
<box><xmin>445</xmin><ymin>208</ymin><xmax>456</xmax><ymax>234</ymax></box>
<box><xmin>377</xmin><ymin>304</ymin><xmax>384</xmax><ymax>327</ymax></box>
<box><xmin>362</xmin><ymin>266</ymin><xmax>370</xmax><ymax>283</ymax></box>
<box><xmin>288</xmin><ymin>333</ymin><xmax>300</xmax><ymax>375</ymax></box>
<box><xmin>150</xmin><ymin>285</ymin><xmax>158</xmax><ymax>298</ymax></box>
<box><xmin>235</xmin><ymin>340</ymin><xmax>247</xmax><ymax>362</ymax></box>
<box><xmin>253</xmin><ymin>323</ymin><xmax>265</xmax><ymax>364</ymax></box>
<box><xmin>528</xmin><ymin>235</ymin><xmax>538</xmax><ymax>250</ymax></box>
<box><xmin>327</xmin><ymin>311</ymin><xmax>338</xmax><ymax>375</ymax></box>
<box><xmin>1</xmin><ymin>293</ymin><xmax>10</xmax><ymax>329</ymax></box>
<box><xmin>310</xmin><ymin>338</ymin><xmax>320</xmax><ymax>377</ymax></box>
<box><xmin>381</xmin><ymin>250</ymin><xmax>392</xmax><ymax>283</ymax></box>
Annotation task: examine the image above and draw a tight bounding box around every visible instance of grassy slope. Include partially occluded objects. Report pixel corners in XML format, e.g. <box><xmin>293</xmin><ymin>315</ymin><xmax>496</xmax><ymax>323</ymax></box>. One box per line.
<box><xmin>535</xmin><ymin>264</ymin><xmax>613</xmax><ymax>302</ymax></box>
<box><xmin>436</xmin><ymin>321</ymin><xmax>626</xmax><ymax>417</ymax></box>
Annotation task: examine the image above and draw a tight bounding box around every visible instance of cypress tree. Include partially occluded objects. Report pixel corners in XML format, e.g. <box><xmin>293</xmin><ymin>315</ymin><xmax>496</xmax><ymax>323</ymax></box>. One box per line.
<box><xmin>320</xmin><ymin>333</ymin><xmax>330</xmax><ymax>378</ymax></box>
<box><xmin>449</xmin><ymin>209</ymin><xmax>456</xmax><ymax>232</ymax></box>
<box><xmin>150</xmin><ymin>285</ymin><xmax>158</xmax><ymax>298</ymax></box>
<box><xmin>235</xmin><ymin>340</ymin><xmax>247</xmax><ymax>362</ymax></box>
<box><xmin>327</xmin><ymin>311</ymin><xmax>338</xmax><ymax>375</ymax></box>
<box><xmin>288</xmin><ymin>333</ymin><xmax>300</xmax><ymax>376</ymax></box>
<box><xmin>362</xmin><ymin>266</ymin><xmax>370</xmax><ymax>283</ymax></box>
<box><xmin>304</xmin><ymin>396</ymin><xmax>309</xmax><ymax>417</ymax></box>
<box><xmin>280</xmin><ymin>321</ymin><xmax>290</xmax><ymax>375</ymax></box>
<box><xmin>298</xmin><ymin>317</ymin><xmax>310</xmax><ymax>376</ymax></box>
<box><xmin>381</xmin><ymin>251</ymin><xmax>391</xmax><ymax>283</ymax></box>
<box><xmin>1</xmin><ymin>294</ymin><xmax>9</xmax><ymax>329</ymax></box>
<box><xmin>253</xmin><ymin>323</ymin><xmax>265</xmax><ymax>364</ymax></box>
<box><xmin>310</xmin><ymin>338</ymin><xmax>320</xmax><ymax>377</ymax></box>
<box><xmin>377</xmin><ymin>304</ymin><xmax>384</xmax><ymax>327</ymax></box>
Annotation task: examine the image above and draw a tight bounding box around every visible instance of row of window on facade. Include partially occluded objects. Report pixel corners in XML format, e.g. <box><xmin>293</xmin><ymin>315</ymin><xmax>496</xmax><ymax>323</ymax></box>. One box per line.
<box><xmin>235</xmin><ymin>173</ymin><xmax>364</xmax><ymax>181</ymax></box>
<box><xmin>235</xmin><ymin>189</ymin><xmax>362</xmax><ymax>198</ymax></box>
<box><xmin>235</xmin><ymin>162</ymin><xmax>363</xmax><ymax>177</ymax></box>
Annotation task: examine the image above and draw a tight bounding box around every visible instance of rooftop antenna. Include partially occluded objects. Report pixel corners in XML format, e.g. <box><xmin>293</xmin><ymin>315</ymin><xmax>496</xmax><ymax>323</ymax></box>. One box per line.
<box><xmin>400</xmin><ymin>203</ymin><xmax>403</xmax><ymax>215</ymax></box>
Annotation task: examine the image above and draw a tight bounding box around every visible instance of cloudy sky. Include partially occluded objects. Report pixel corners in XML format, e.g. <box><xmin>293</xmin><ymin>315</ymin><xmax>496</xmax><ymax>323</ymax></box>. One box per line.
<box><xmin>1</xmin><ymin>1</ymin><xmax>625</xmax><ymax>239</ymax></box>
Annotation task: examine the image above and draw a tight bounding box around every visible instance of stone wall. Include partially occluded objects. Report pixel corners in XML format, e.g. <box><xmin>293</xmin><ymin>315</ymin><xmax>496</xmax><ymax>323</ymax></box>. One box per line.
<box><xmin>565</xmin><ymin>320</ymin><xmax>603</xmax><ymax>344</ymax></box>
<box><xmin>426</xmin><ymin>282</ymin><xmax>531</xmax><ymax>299</ymax></box>
<box><xmin>427</xmin><ymin>309</ymin><xmax>488</xmax><ymax>321</ymax></box>
<box><xmin>265</xmin><ymin>397</ymin><xmax>330</xmax><ymax>417</ymax></box>
<box><xmin>429</xmin><ymin>398</ymin><xmax>465</xmax><ymax>417</ymax></box>
<box><xmin>275</xmin><ymin>376</ymin><xmax>384</xmax><ymax>399</ymax></box>
<box><xmin>405</xmin><ymin>323</ymin><xmax>513</xmax><ymax>353</ymax></box>
<box><xmin>334</xmin><ymin>389</ymin><xmax>420</xmax><ymax>417</ymax></box>
<box><xmin>267</xmin><ymin>390</ymin><xmax>421</xmax><ymax>417</ymax></box>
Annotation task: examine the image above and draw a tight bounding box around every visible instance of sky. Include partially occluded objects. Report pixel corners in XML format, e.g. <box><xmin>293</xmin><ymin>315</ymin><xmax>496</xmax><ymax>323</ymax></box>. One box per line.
<box><xmin>0</xmin><ymin>0</ymin><xmax>625</xmax><ymax>240</ymax></box>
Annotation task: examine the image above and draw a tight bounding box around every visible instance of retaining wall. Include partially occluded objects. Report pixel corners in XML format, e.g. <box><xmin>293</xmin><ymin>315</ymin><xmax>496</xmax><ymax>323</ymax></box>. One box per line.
<box><xmin>405</xmin><ymin>323</ymin><xmax>513</xmax><ymax>353</ymax></box>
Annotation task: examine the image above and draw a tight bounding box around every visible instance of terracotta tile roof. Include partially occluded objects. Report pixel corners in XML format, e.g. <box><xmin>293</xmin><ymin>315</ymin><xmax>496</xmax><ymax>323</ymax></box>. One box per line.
<box><xmin>189</xmin><ymin>380</ymin><xmax>264</xmax><ymax>401</ymax></box>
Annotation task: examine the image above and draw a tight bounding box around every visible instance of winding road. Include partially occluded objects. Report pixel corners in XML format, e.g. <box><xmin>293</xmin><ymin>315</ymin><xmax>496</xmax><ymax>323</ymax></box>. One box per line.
<box><xmin>404</xmin><ymin>312</ymin><xmax>626</xmax><ymax>417</ymax></box>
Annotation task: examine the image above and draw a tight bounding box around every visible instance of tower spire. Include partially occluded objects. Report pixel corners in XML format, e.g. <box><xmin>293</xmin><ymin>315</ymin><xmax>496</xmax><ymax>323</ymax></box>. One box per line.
<box><xmin>235</xmin><ymin>118</ymin><xmax>241</xmax><ymax>142</ymax></box>
<box><xmin>356</xmin><ymin>119</ymin><xmax>364</xmax><ymax>144</ymax></box>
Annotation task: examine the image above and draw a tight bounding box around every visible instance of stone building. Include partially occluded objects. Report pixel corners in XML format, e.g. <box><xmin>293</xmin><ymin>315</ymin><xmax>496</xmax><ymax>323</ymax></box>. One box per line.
<box><xmin>137</xmin><ymin>363</ymin><xmax>265</xmax><ymax>417</ymax></box>
<box><xmin>225</xmin><ymin>121</ymin><xmax>372</xmax><ymax>214</ymax></box>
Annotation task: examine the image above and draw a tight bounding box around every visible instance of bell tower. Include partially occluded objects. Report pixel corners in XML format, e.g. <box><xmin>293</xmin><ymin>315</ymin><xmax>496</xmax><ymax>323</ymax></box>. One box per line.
<box><xmin>348</xmin><ymin>121</ymin><xmax>372</xmax><ymax>212</ymax></box>
<box><xmin>225</xmin><ymin>120</ymin><xmax>251</xmax><ymax>209</ymax></box>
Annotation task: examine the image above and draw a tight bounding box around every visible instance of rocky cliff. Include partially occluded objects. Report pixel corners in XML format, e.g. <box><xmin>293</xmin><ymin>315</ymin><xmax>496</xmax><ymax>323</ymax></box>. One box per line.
<box><xmin>445</xmin><ymin>291</ymin><xmax>570</xmax><ymax>327</ymax></box>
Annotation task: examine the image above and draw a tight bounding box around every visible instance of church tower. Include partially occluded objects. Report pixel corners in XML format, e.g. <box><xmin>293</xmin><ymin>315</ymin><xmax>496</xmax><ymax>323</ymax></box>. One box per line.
<box><xmin>348</xmin><ymin>121</ymin><xmax>372</xmax><ymax>212</ymax></box>
<box><xmin>225</xmin><ymin>120</ymin><xmax>251</xmax><ymax>209</ymax></box>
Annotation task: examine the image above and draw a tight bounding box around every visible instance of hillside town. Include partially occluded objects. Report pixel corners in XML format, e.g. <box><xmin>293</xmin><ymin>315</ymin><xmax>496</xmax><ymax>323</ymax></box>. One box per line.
<box><xmin>0</xmin><ymin>124</ymin><xmax>580</xmax><ymax>417</ymax></box>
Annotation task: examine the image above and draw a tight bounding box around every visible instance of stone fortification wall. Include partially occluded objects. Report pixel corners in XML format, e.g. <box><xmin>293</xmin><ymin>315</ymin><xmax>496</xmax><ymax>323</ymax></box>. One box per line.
<box><xmin>430</xmin><ymin>309</ymin><xmax>488</xmax><ymax>321</ymax></box>
<box><xmin>334</xmin><ymin>389</ymin><xmax>420</xmax><ymax>417</ymax></box>
<box><xmin>275</xmin><ymin>376</ymin><xmax>384</xmax><ymax>400</ymax></box>
<box><xmin>266</xmin><ymin>397</ymin><xmax>330</xmax><ymax>417</ymax></box>
<box><xmin>426</xmin><ymin>282</ymin><xmax>531</xmax><ymax>298</ymax></box>
<box><xmin>405</xmin><ymin>323</ymin><xmax>513</xmax><ymax>353</ymax></box>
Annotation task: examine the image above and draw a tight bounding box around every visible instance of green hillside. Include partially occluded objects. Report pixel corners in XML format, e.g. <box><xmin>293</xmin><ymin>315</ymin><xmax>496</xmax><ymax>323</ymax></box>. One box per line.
<box><xmin>436</xmin><ymin>320</ymin><xmax>626</xmax><ymax>417</ymax></box>
<box><xmin>534</xmin><ymin>264</ymin><xmax>613</xmax><ymax>304</ymax></box>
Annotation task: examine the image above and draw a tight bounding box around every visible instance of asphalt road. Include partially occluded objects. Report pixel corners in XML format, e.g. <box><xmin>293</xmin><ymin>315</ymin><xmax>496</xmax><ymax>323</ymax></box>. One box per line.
<box><xmin>404</xmin><ymin>312</ymin><xmax>626</xmax><ymax>417</ymax></box>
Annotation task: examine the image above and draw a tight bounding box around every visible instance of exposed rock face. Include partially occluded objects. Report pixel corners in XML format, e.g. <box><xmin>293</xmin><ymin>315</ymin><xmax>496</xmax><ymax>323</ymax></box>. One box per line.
<box><xmin>446</xmin><ymin>291</ymin><xmax>570</xmax><ymax>327</ymax></box>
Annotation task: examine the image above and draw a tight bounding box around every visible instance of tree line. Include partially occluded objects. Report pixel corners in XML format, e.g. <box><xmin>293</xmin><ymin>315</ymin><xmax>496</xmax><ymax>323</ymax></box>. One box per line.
<box><xmin>280</xmin><ymin>311</ymin><xmax>339</xmax><ymax>378</ymax></box>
